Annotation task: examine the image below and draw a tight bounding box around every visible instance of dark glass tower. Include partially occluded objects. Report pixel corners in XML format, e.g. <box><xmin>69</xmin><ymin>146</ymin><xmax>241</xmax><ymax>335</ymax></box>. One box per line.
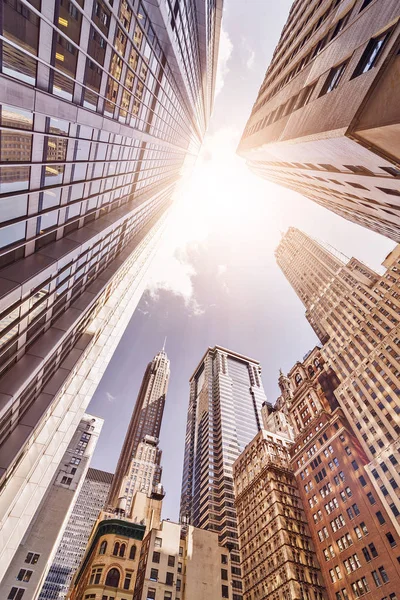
<box><xmin>180</xmin><ymin>346</ymin><xmax>267</xmax><ymax>600</ymax></box>
<box><xmin>108</xmin><ymin>348</ymin><xmax>170</xmax><ymax>508</ymax></box>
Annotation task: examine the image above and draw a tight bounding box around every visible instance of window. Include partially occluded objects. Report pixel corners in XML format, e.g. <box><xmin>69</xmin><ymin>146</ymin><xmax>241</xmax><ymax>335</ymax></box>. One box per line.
<box><xmin>165</xmin><ymin>572</ymin><xmax>174</xmax><ymax>586</ymax></box>
<box><xmin>164</xmin><ymin>594</ymin><xmax>172</xmax><ymax>600</ymax></box>
<box><xmin>119</xmin><ymin>543</ymin><xmax>126</xmax><ymax>557</ymax></box>
<box><xmin>123</xmin><ymin>573</ymin><xmax>132</xmax><ymax>590</ymax></box>
<box><xmin>152</xmin><ymin>552</ymin><xmax>160</xmax><ymax>563</ymax></box>
<box><xmin>376</xmin><ymin>511</ymin><xmax>386</xmax><ymax>525</ymax></box>
<box><xmin>379</xmin><ymin>566</ymin><xmax>389</xmax><ymax>583</ymax></box>
<box><xmin>129</xmin><ymin>545</ymin><xmax>136</xmax><ymax>560</ymax></box>
<box><xmin>352</xmin><ymin>29</ymin><xmax>393</xmax><ymax>78</ymax></box>
<box><xmin>8</xmin><ymin>589</ymin><xmax>25</xmax><ymax>600</ymax></box>
<box><xmin>178</xmin><ymin>562</ymin><xmax>182</xmax><ymax>573</ymax></box>
<box><xmin>372</xmin><ymin>570</ymin><xmax>381</xmax><ymax>587</ymax></box>
<box><xmin>386</xmin><ymin>532</ymin><xmax>396</xmax><ymax>548</ymax></box>
<box><xmin>362</xmin><ymin>547</ymin><xmax>371</xmax><ymax>562</ymax></box>
<box><xmin>146</xmin><ymin>589</ymin><xmax>156</xmax><ymax>600</ymax></box>
<box><xmin>358</xmin><ymin>475</ymin><xmax>367</xmax><ymax>487</ymax></box>
<box><xmin>167</xmin><ymin>555</ymin><xmax>175</xmax><ymax>567</ymax></box>
<box><xmin>154</xmin><ymin>537</ymin><xmax>162</xmax><ymax>548</ymax></box>
<box><xmin>351</xmin><ymin>460</ymin><xmax>359</xmax><ymax>471</ymax></box>
<box><xmin>320</xmin><ymin>61</ymin><xmax>348</xmax><ymax>95</ymax></box>
<box><xmin>113</xmin><ymin>542</ymin><xmax>120</xmax><ymax>556</ymax></box>
<box><xmin>221</xmin><ymin>554</ymin><xmax>228</xmax><ymax>564</ymax></box>
<box><xmin>25</xmin><ymin>553</ymin><xmax>40</xmax><ymax>565</ymax></box>
<box><xmin>89</xmin><ymin>567</ymin><xmax>102</xmax><ymax>585</ymax></box>
<box><xmin>16</xmin><ymin>569</ymin><xmax>32</xmax><ymax>582</ymax></box>
<box><xmin>176</xmin><ymin>579</ymin><xmax>181</xmax><ymax>591</ymax></box>
<box><xmin>222</xmin><ymin>585</ymin><xmax>229</xmax><ymax>598</ymax></box>
<box><xmin>179</xmin><ymin>546</ymin><xmax>183</xmax><ymax>556</ymax></box>
<box><xmin>105</xmin><ymin>568</ymin><xmax>120</xmax><ymax>588</ymax></box>
<box><xmin>150</xmin><ymin>568</ymin><xmax>158</xmax><ymax>582</ymax></box>
<box><xmin>99</xmin><ymin>541</ymin><xmax>107</xmax><ymax>555</ymax></box>
<box><xmin>221</xmin><ymin>568</ymin><xmax>228</xmax><ymax>580</ymax></box>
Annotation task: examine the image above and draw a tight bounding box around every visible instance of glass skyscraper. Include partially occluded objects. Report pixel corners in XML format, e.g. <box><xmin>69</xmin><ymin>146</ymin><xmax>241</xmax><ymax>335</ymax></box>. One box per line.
<box><xmin>0</xmin><ymin>0</ymin><xmax>223</xmax><ymax>578</ymax></box>
<box><xmin>180</xmin><ymin>345</ymin><xmax>267</xmax><ymax>599</ymax></box>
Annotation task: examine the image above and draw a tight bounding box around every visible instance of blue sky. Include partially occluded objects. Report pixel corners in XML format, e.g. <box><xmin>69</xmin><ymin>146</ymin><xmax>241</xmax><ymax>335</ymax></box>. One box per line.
<box><xmin>88</xmin><ymin>0</ymin><xmax>395</xmax><ymax>520</ymax></box>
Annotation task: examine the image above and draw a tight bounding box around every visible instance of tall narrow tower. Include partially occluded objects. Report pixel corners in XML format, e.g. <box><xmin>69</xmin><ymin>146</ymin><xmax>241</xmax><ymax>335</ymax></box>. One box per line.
<box><xmin>180</xmin><ymin>346</ymin><xmax>267</xmax><ymax>599</ymax></box>
<box><xmin>108</xmin><ymin>348</ymin><xmax>170</xmax><ymax>509</ymax></box>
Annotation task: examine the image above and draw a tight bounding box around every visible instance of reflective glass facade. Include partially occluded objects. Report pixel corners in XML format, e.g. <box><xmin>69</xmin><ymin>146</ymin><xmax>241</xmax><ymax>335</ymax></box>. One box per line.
<box><xmin>0</xmin><ymin>0</ymin><xmax>222</xmax><ymax>578</ymax></box>
<box><xmin>180</xmin><ymin>346</ymin><xmax>267</xmax><ymax>599</ymax></box>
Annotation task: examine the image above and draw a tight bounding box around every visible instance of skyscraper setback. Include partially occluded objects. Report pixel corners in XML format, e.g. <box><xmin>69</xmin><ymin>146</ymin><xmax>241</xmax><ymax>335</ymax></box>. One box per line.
<box><xmin>0</xmin><ymin>0</ymin><xmax>222</xmax><ymax>577</ymax></box>
<box><xmin>276</xmin><ymin>228</ymin><xmax>400</xmax><ymax>533</ymax></box>
<box><xmin>108</xmin><ymin>347</ymin><xmax>170</xmax><ymax>510</ymax></box>
<box><xmin>238</xmin><ymin>0</ymin><xmax>400</xmax><ymax>241</ymax></box>
<box><xmin>180</xmin><ymin>346</ymin><xmax>267</xmax><ymax>598</ymax></box>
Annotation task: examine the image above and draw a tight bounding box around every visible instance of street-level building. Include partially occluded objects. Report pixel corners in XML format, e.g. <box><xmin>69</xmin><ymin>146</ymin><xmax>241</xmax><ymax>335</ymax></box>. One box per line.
<box><xmin>276</xmin><ymin>228</ymin><xmax>400</xmax><ymax>532</ymax></box>
<box><xmin>180</xmin><ymin>346</ymin><xmax>267</xmax><ymax>598</ymax></box>
<box><xmin>0</xmin><ymin>0</ymin><xmax>223</xmax><ymax>576</ymax></box>
<box><xmin>238</xmin><ymin>0</ymin><xmax>400</xmax><ymax>241</ymax></box>
<box><xmin>233</xmin><ymin>428</ymin><xmax>327</xmax><ymax>600</ymax></box>
<box><xmin>39</xmin><ymin>468</ymin><xmax>114</xmax><ymax>600</ymax></box>
<box><xmin>0</xmin><ymin>414</ymin><xmax>103</xmax><ymax>600</ymax></box>
<box><xmin>280</xmin><ymin>347</ymin><xmax>400</xmax><ymax>600</ymax></box>
<box><xmin>133</xmin><ymin>521</ymin><xmax>233</xmax><ymax>600</ymax></box>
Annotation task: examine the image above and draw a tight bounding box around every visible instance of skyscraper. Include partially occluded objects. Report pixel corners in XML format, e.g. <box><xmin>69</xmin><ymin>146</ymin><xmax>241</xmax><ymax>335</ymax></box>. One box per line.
<box><xmin>0</xmin><ymin>0</ymin><xmax>222</xmax><ymax>576</ymax></box>
<box><xmin>39</xmin><ymin>468</ymin><xmax>113</xmax><ymax>600</ymax></box>
<box><xmin>233</xmin><ymin>427</ymin><xmax>327</xmax><ymax>600</ymax></box>
<box><xmin>108</xmin><ymin>347</ymin><xmax>170</xmax><ymax>509</ymax></box>
<box><xmin>276</xmin><ymin>228</ymin><xmax>400</xmax><ymax>532</ymax></box>
<box><xmin>237</xmin><ymin>0</ymin><xmax>400</xmax><ymax>241</ymax></box>
<box><xmin>180</xmin><ymin>346</ymin><xmax>267</xmax><ymax>599</ymax></box>
<box><xmin>279</xmin><ymin>346</ymin><xmax>400</xmax><ymax>600</ymax></box>
<box><xmin>0</xmin><ymin>414</ymin><xmax>104</xmax><ymax>600</ymax></box>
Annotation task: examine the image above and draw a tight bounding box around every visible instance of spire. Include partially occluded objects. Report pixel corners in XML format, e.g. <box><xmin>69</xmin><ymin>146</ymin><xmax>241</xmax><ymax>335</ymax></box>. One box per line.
<box><xmin>162</xmin><ymin>336</ymin><xmax>167</xmax><ymax>352</ymax></box>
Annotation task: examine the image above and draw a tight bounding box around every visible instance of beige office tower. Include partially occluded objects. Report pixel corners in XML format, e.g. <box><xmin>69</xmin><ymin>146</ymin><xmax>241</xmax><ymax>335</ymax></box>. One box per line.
<box><xmin>276</xmin><ymin>227</ymin><xmax>400</xmax><ymax>532</ymax></box>
<box><xmin>233</xmin><ymin>428</ymin><xmax>327</xmax><ymax>600</ymax></box>
<box><xmin>237</xmin><ymin>0</ymin><xmax>400</xmax><ymax>241</ymax></box>
<box><xmin>0</xmin><ymin>0</ymin><xmax>223</xmax><ymax>578</ymax></box>
<box><xmin>0</xmin><ymin>414</ymin><xmax>103</xmax><ymax>600</ymax></box>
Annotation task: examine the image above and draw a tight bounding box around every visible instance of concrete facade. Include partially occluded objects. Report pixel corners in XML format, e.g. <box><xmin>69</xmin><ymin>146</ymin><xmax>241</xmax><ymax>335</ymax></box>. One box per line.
<box><xmin>0</xmin><ymin>414</ymin><xmax>103</xmax><ymax>600</ymax></box>
<box><xmin>0</xmin><ymin>0</ymin><xmax>223</xmax><ymax>577</ymax></box>
<box><xmin>39</xmin><ymin>468</ymin><xmax>114</xmax><ymax>600</ymax></box>
<box><xmin>238</xmin><ymin>0</ymin><xmax>400</xmax><ymax>241</ymax></box>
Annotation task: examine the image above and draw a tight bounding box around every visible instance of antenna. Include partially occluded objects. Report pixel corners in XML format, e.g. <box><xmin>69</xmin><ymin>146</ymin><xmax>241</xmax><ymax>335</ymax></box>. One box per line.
<box><xmin>162</xmin><ymin>336</ymin><xmax>167</xmax><ymax>352</ymax></box>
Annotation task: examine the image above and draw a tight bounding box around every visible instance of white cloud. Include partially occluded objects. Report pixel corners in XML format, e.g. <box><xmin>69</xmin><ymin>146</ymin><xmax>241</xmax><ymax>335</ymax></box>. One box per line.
<box><xmin>215</xmin><ymin>27</ymin><xmax>233</xmax><ymax>97</ymax></box>
<box><xmin>246</xmin><ymin>50</ymin><xmax>255</xmax><ymax>70</ymax></box>
<box><xmin>105</xmin><ymin>391</ymin><xmax>116</xmax><ymax>403</ymax></box>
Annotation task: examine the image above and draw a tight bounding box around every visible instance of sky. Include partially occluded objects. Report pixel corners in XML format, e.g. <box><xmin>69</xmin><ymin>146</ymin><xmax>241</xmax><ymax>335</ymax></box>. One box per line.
<box><xmin>88</xmin><ymin>0</ymin><xmax>396</xmax><ymax>520</ymax></box>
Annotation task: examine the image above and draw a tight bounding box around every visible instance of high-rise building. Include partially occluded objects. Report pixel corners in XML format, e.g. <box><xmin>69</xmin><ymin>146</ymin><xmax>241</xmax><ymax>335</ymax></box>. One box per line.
<box><xmin>279</xmin><ymin>346</ymin><xmax>400</xmax><ymax>600</ymax></box>
<box><xmin>0</xmin><ymin>414</ymin><xmax>103</xmax><ymax>600</ymax></box>
<box><xmin>180</xmin><ymin>346</ymin><xmax>267</xmax><ymax>599</ymax></box>
<box><xmin>237</xmin><ymin>0</ymin><xmax>400</xmax><ymax>241</ymax></box>
<box><xmin>233</xmin><ymin>428</ymin><xmax>327</xmax><ymax>600</ymax></box>
<box><xmin>39</xmin><ymin>468</ymin><xmax>114</xmax><ymax>600</ymax></box>
<box><xmin>0</xmin><ymin>0</ymin><xmax>222</xmax><ymax>576</ymax></box>
<box><xmin>276</xmin><ymin>228</ymin><xmax>400</xmax><ymax>532</ymax></box>
<box><xmin>108</xmin><ymin>347</ymin><xmax>170</xmax><ymax>509</ymax></box>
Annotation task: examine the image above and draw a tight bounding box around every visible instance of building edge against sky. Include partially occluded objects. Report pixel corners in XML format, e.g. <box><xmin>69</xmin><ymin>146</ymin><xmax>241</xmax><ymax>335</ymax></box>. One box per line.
<box><xmin>0</xmin><ymin>0</ymin><xmax>223</xmax><ymax>579</ymax></box>
<box><xmin>237</xmin><ymin>0</ymin><xmax>400</xmax><ymax>242</ymax></box>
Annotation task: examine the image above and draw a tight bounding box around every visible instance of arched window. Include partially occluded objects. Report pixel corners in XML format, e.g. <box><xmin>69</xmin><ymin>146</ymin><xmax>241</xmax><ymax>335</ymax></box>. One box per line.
<box><xmin>129</xmin><ymin>545</ymin><xmax>136</xmax><ymax>560</ymax></box>
<box><xmin>105</xmin><ymin>568</ymin><xmax>120</xmax><ymax>588</ymax></box>
<box><xmin>99</xmin><ymin>541</ymin><xmax>107</xmax><ymax>555</ymax></box>
<box><xmin>295</xmin><ymin>373</ymin><xmax>303</xmax><ymax>386</ymax></box>
<box><xmin>113</xmin><ymin>542</ymin><xmax>120</xmax><ymax>556</ymax></box>
<box><xmin>119</xmin><ymin>543</ymin><xmax>126</xmax><ymax>557</ymax></box>
<box><xmin>308</xmin><ymin>365</ymin><xmax>315</xmax><ymax>378</ymax></box>
<box><xmin>314</xmin><ymin>358</ymin><xmax>322</xmax><ymax>371</ymax></box>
